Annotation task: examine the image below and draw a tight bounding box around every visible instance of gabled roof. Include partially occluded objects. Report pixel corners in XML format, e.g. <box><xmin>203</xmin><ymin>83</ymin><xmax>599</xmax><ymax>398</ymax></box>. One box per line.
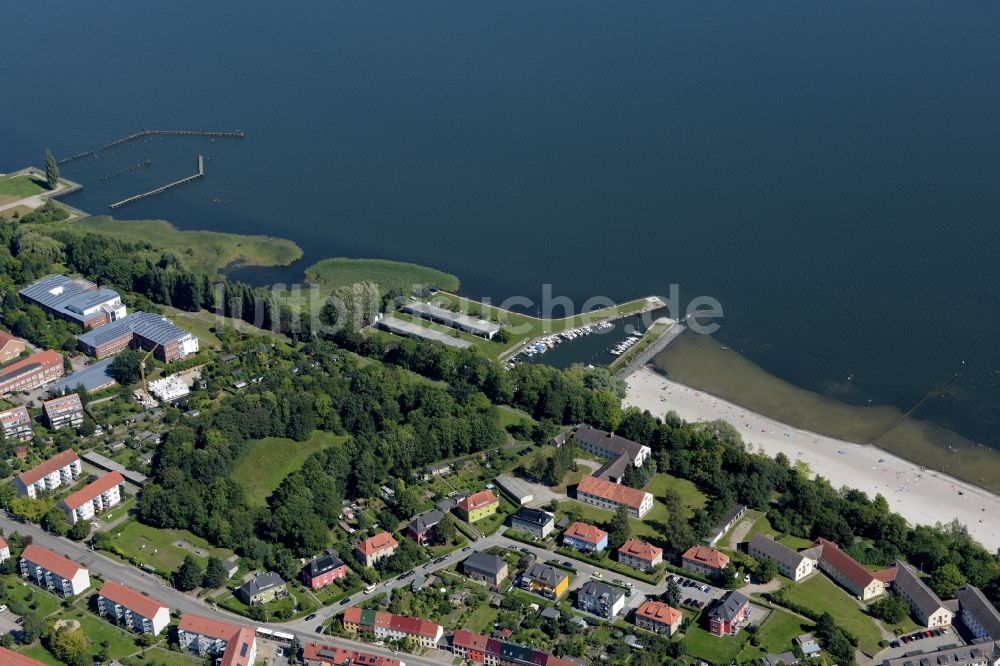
<box><xmin>683</xmin><ymin>545</ymin><xmax>730</xmax><ymax>570</ymax></box>
<box><xmin>18</xmin><ymin>449</ymin><xmax>80</xmax><ymax>486</ymax></box>
<box><xmin>463</xmin><ymin>551</ymin><xmax>507</xmax><ymax>576</ymax></box>
<box><xmin>452</xmin><ymin>629</ymin><xmax>490</xmax><ymax>651</ymax></box>
<box><xmin>458</xmin><ymin>490</ymin><xmax>498</xmax><ymax>512</ymax></box>
<box><xmin>618</xmin><ymin>538</ymin><xmax>662</xmax><ymax>561</ymax></box>
<box><xmin>576</xmin><ymin>475</ymin><xmax>650</xmax><ymax>510</ymax></box>
<box><xmin>179</xmin><ymin>613</ymin><xmax>243</xmax><ymax>641</ymax></box>
<box><xmin>408</xmin><ymin>509</ymin><xmax>444</xmax><ymax>534</ymax></box>
<box><xmin>0</xmin><ymin>646</ymin><xmax>47</xmax><ymax>666</ymax></box>
<box><xmin>237</xmin><ymin>571</ymin><xmax>285</xmax><ymax>597</ymax></box>
<box><xmin>513</xmin><ymin>507</ymin><xmax>554</xmax><ymax>527</ymax></box>
<box><xmin>98</xmin><ymin>581</ymin><xmax>167</xmax><ymax>620</ymax></box>
<box><xmin>891</xmin><ymin>561</ymin><xmax>947</xmax><ymax>619</ymax></box>
<box><xmin>21</xmin><ymin>544</ymin><xmax>86</xmax><ymax>580</ymax></box>
<box><xmin>304</xmin><ymin>552</ymin><xmax>346</xmax><ymax>578</ymax></box>
<box><xmin>957</xmin><ymin>585</ymin><xmax>1000</xmax><ymax>639</ymax></box>
<box><xmin>0</xmin><ymin>331</ymin><xmax>26</xmax><ymax>351</ymax></box>
<box><xmin>563</xmin><ymin>521</ymin><xmax>608</xmax><ymax>545</ymax></box>
<box><xmin>61</xmin><ymin>471</ymin><xmax>125</xmax><ymax>511</ymax></box>
<box><xmin>573</xmin><ymin>425</ymin><xmax>647</xmax><ymax>461</ymax></box>
<box><xmin>355</xmin><ymin>532</ymin><xmax>398</xmax><ymax>556</ymax></box>
<box><xmin>577</xmin><ymin>580</ymin><xmax>624</xmax><ymax>603</ymax></box>
<box><xmin>219</xmin><ymin>626</ymin><xmax>256</xmax><ymax>666</ymax></box>
<box><xmin>810</xmin><ymin>538</ymin><xmax>877</xmax><ymax>590</ymax></box>
<box><xmin>302</xmin><ymin>643</ymin><xmax>402</xmax><ymax>666</ymax></box>
<box><xmin>750</xmin><ymin>534</ymin><xmax>811</xmax><ymax>570</ymax></box>
<box><xmin>523</xmin><ymin>563</ymin><xmax>568</xmax><ymax>588</ymax></box>
<box><xmin>710</xmin><ymin>590</ymin><xmax>750</xmax><ymax>622</ymax></box>
<box><xmin>635</xmin><ymin>600</ymin><xmax>681</xmax><ymax>625</ymax></box>
<box><xmin>0</xmin><ymin>350</ymin><xmax>63</xmax><ymax>388</ymax></box>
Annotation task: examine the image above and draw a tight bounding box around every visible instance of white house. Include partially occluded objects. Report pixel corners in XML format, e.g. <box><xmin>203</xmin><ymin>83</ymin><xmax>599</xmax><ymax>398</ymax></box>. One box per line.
<box><xmin>748</xmin><ymin>535</ymin><xmax>817</xmax><ymax>582</ymax></box>
<box><xmin>97</xmin><ymin>581</ymin><xmax>170</xmax><ymax>636</ymax></box>
<box><xmin>19</xmin><ymin>544</ymin><xmax>90</xmax><ymax>597</ymax></box>
<box><xmin>15</xmin><ymin>449</ymin><xmax>82</xmax><ymax>498</ymax></box>
<box><xmin>0</xmin><ymin>537</ymin><xmax>9</xmax><ymax>564</ymax></box>
<box><xmin>59</xmin><ymin>471</ymin><xmax>125</xmax><ymax>524</ymax></box>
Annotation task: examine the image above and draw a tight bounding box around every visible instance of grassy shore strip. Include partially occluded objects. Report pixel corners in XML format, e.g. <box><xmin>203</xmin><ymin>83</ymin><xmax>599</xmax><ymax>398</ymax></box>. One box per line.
<box><xmin>609</xmin><ymin>318</ymin><xmax>672</xmax><ymax>372</ymax></box>
<box><xmin>305</xmin><ymin>257</ymin><xmax>459</xmax><ymax>293</ymax></box>
<box><xmin>76</xmin><ymin>216</ymin><xmax>303</xmax><ymax>276</ymax></box>
<box><xmin>0</xmin><ymin>173</ymin><xmax>48</xmax><ymax>203</ymax></box>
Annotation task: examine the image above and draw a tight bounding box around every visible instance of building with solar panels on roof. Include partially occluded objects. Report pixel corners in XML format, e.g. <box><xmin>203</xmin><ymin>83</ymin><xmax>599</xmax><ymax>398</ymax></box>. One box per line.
<box><xmin>19</xmin><ymin>275</ymin><xmax>126</xmax><ymax>329</ymax></box>
<box><xmin>77</xmin><ymin>311</ymin><xmax>198</xmax><ymax>362</ymax></box>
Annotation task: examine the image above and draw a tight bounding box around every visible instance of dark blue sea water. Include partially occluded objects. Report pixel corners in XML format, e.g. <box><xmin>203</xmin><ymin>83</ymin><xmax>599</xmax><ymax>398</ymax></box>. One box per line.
<box><xmin>3</xmin><ymin>1</ymin><xmax>1000</xmax><ymax>449</ymax></box>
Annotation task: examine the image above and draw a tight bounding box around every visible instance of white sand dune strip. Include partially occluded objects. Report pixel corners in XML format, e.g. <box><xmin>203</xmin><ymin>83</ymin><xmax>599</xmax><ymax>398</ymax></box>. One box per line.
<box><xmin>625</xmin><ymin>366</ymin><xmax>1000</xmax><ymax>551</ymax></box>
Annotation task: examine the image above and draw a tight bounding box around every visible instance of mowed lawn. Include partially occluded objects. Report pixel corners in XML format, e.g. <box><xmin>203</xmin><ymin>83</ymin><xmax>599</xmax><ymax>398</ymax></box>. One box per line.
<box><xmin>684</xmin><ymin>625</ymin><xmax>750</xmax><ymax>665</ymax></box>
<box><xmin>782</xmin><ymin>574</ymin><xmax>883</xmax><ymax>653</ymax></box>
<box><xmin>0</xmin><ymin>174</ymin><xmax>47</xmax><ymax>203</ymax></box>
<box><xmin>111</xmin><ymin>519</ymin><xmax>233</xmax><ymax>573</ymax></box>
<box><xmin>232</xmin><ymin>430</ymin><xmax>346</xmax><ymax>505</ymax></box>
<box><xmin>756</xmin><ymin>608</ymin><xmax>813</xmax><ymax>653</ymax></box>
<box><xmin>562</xmin><ymin>472</ymin><xmax>705</xmax><ymax>541</ymax></box>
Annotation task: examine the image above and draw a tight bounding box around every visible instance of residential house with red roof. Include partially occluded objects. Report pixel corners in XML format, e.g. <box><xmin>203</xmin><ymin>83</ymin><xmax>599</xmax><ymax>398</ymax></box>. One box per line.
<box><xmin>682</xmin><ymin>545</ymin><xmax>730</xmax><ymax>577</ymax></box>
<box><xmin>303</xmin><ymin>642</ymin><xmax>403</xmax><ymax>666</ymax></box>
<box><xmin>97</xmin><ymin>581</ymin><xmax>170</xmax><ymax>636</ymax></box>
<box><xmin>634</xmin><ymin>600</ymin><xmax>682</xmax><ymax>635</ymax></box>
<box><xmin>342</xmin><ymin>607</ymin><xmax>443</xmax><ymax>648</ymax></box>
<box><xmin>19</xmin><ymin>544</ymin><xmax>90</xmax><ymax>597</ymax></box>
<box><xmin>178</xmin><ymin>613</ymin><xmax>257</xmax><ymax>664</ymax></box>
<box><xmin>448</xmin><ymin>630</ymin><xmax>580</xmax><ymax>666</ymax></box>
<box><xmin>456</xmin><ymin>490</ymin><xmax>499</xmax><ymax>523</ymax></box>
<box><xmin>0</xmin><ymin>646</ymin><xmax>47</xmax><ymax>666</ymax></box>
<box><xmin>0</xmin><ymin>330</ymin><xmax>27</xmax><ymax>364</ymax></box>
<box><xmin>618</xmin><ymin>538</ymin><xmax>663</xmax><ymax>572</ymax></box>
<box><xmin>562</xmin><ymin>521</ymin><xmax>609</xmax><ymax>553</ymax></box>
<box><xmin>59</xmin><ymin>471</ymin><xmax>125</xmax><ymax>524</ymax></box>
<box><xmin>575</xmin><ymin>475</ymin><xmax>653</xmax><ymax>518</ymax></box>
<box><xmin>806</xmin><ymin>538</ymin><xmax>886</xmax><ymax>600</ymax></box>
<box><xmin>15</xmin><ymin>449</ymin><xmax>82</xmax><ymax>498</ymax></box>
<box><xmin>354</xmin><ymin>532</ymin><xmax>398</xmax><ymax>568</ymax></box>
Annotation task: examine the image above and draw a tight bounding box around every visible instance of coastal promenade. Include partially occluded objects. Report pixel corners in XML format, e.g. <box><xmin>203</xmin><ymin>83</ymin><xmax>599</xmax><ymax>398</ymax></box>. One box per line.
<box><xmin>625</xmin><ymin>367</ymin><xmax>1000</xmax><ymax>551</ymax></box>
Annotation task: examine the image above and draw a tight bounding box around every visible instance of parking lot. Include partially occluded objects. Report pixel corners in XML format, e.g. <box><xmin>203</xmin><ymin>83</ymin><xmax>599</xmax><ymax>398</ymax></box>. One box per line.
<box><xmin>668</xmin><ymin>573</ymin><xmax>724</xmax><ymax>609</ymax></box>
<box><xmin>876</xmin><ymin>627</ymin><xmax>964</xmax><ymax>661</ymax></box>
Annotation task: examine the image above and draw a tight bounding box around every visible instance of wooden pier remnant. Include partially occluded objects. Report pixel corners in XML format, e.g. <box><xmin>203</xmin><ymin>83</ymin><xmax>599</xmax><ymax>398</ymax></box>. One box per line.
<box><xmin>58</xmin><ymin>129</ymin><xmax>243</xmax><ymax>164</ymax></box>
<box><xmin>109</xmin><ymin>155</ymin><xmax>204</xmax><ymax>210</ymax></box>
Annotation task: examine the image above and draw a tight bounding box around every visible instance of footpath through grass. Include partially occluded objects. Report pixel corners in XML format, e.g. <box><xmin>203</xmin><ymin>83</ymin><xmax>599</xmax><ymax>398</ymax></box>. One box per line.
<box><xmin>0</xmin><ymin>174</ymin><xmax>48</xmax><ymax>203</ymax></box>
<box><xmin>109</xmin><ymin>519</ymin><xmax>234</xmax><ymax>574</ymax></box>
<box><xmin>232</xmin><ymin>430</ymin><xmax>347</xmax><ymax>505</ymax></box>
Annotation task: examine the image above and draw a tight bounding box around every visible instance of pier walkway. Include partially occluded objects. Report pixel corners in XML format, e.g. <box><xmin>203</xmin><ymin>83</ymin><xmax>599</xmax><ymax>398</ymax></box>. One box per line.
<box><xmin>58</xmin><ymin>129</ymin><xmax>243</xmax><ymax>164</ymax></box>
<box><xmin>110</xmin><ymin>155</ymin><xmax>204</xmax><ymax>209</ymax></box>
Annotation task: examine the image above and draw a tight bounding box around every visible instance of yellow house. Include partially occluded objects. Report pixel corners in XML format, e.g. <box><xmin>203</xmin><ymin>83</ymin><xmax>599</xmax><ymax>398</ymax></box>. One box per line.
<box><xmin>520</xmin><ymin>563</ymin><xmax>569</xmax><ymax>599</ymax></box>
<box><xmin>457</xmin><ymin>490</ymin><xmax>499</xmax><ymax>523</ymax></box>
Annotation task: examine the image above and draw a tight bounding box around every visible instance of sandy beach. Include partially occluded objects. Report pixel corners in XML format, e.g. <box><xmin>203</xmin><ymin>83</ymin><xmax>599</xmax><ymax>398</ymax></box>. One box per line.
<box><xmin>625</xmin><ymin>366</ymin><xmax>1000</xmax><ymax>551</ymax></box>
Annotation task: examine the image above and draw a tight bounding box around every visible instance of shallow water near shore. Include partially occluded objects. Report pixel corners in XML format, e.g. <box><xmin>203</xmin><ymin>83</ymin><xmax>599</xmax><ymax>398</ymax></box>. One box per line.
<box><xmin>654</xmin><ymin>332</ymin><xmax>1000</xmax><ymax>495</ymax></box>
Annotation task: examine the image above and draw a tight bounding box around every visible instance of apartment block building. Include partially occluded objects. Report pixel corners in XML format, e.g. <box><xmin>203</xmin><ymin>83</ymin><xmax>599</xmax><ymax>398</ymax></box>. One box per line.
<box><xmin>19</xmin><ymin>544</ymin><xmax>90</xmax><ymax>597</ymax></box>
<box><xmin>178</xmin><ymin>614</ymin><xmax>257</xmax><ymax>665</ymax></box>
<box><xmin>15</xmin><ymin>449</ymin><xmax>82</xmax><ymax>498</ymax></box>
<box><xmin>97</xmin><ymin>581</ymin><xmax>170</xmax><ymax>636</ymax></box>
<box><xmin>457</xmin><ymin>490</ymin><xmax>499</xmax><ymax>523</ymax></box>
<box><xmin>302</xmin><ymin>552</ymin><xmax>348</xmax><ymax>590</ymax></box>
<box><xmin>575</xmin><ymin>475</ymin><xmax>653</xmax><ymax>518</ymax></box>
<box><xmin>617</xmin><ymin>538</ymin><xmax>663</xmax><ymax>572</ymax></box>
<box><xmin>0</xmin><ymin>350</ymin><xmax>64</xmax><ymax>395</ymax></box>
<box><xmin>59</xmin><ymin>471</ymin><xmax>125</xmax><ymax>524</ymax></box>
<box><xmin>748</xmin><ymin>534</ymin><xmax>817</xmax><ymax>582</ymax></box>
<box><xmin>42</xmin><ymin>393</ymin><xmax>84</xmax><ymax>430</ymax></box>
<box><xmin>0</xmin><ymin>405</ymin><xmax>34</xmax><ymax>442</ymax></box>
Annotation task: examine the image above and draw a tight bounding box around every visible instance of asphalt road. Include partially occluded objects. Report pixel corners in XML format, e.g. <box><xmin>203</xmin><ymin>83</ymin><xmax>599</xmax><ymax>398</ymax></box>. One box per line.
<box><xmin>0</xmin><ymin>514</ymin><xmax>451</xmax><ymax>666</ymax></box>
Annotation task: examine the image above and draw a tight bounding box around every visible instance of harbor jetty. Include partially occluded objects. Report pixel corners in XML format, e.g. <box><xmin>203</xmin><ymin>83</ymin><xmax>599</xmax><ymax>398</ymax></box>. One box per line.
<box><xmin>58</xmin><ymin>129</ymin><xmax>243</xmax><ymax>164</ymax></box>
<box><xmin>613</xmin><ymin>317</ymin><xmax>685</xmax><ymax>378</ymax></box>
<box><xmin>110</xmin><ymin>155</ymin><xmax>204</xmax><ymax>210</ymax></box>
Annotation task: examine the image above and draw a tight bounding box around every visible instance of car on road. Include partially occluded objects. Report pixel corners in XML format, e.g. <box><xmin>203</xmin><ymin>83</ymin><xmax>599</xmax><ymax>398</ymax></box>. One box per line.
<box><xmin>613</xmin><ymin>578</ymin><xmax>622</xmax><ymax>585</ymax></box>
<box><xmin>305</xmin><ymin>613</ymin><xmax>317</xmax><ymax>621</ymax></box>
<box><xmin>364</xmin><ymin>584</ymin><xmax>377</xmax><ymax>594</ymax></box>
<box><xmin>317</xmin><ymin>625</ymin><xmax>325</xmax><ymax>633</ymax></box>
<box><xmin>591</xmin><ymin>571</ymin><xmax>603</xmax><ymax>579</ymax></box>
<box><xmin>626</xmin><ymin>582</ymin><xmax>634</xmax><ymax>588</ymax></box>
<box><xmin>340</xmin><ymin>597</ymin><xmax>352</xmax><ymax>605</ymax></box>
<box><xmin>462</xmin><ymin>546</ymin><xmax>472</xmax><ymax>552</ymax></box>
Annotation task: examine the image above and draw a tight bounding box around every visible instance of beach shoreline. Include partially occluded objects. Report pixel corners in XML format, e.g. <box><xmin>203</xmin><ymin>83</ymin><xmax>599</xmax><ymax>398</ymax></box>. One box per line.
<box><xmin>625</xmin><ymin>366</ymin><xmax>1000</xmax><ymax>551</ymax></box>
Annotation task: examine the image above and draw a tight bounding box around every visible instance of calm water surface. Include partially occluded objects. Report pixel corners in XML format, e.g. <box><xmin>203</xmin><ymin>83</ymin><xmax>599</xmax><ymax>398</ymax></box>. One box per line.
<box><xmin>3</xmin><ymin>1</ymin><xmax>1000</xmax><ymax>476</ymax></box>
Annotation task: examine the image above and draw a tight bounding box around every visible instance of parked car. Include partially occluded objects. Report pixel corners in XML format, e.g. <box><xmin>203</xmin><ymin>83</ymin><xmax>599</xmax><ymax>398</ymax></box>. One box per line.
<box><xmin>340</xmin><ymin>597</ymin><xmax>352</xmax><ymax>605</ymax></box>
<box><xmin>305</xmin><ymin>613</ymin><xmax>317</xmax><ymax>621</ymax></box>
